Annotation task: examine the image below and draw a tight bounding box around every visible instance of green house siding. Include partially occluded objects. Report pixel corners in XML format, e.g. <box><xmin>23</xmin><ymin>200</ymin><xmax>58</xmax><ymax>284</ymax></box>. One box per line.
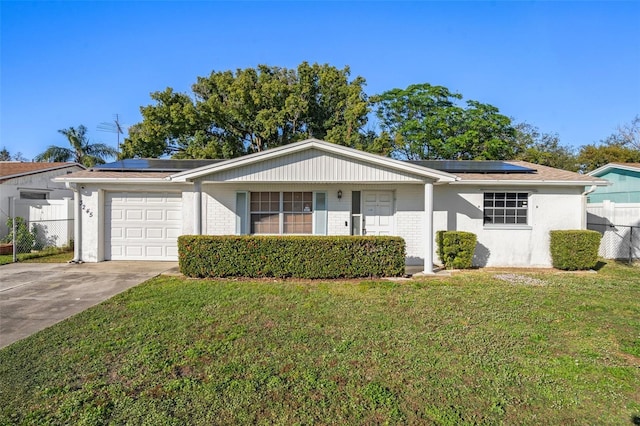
<box><xmin>588</xmin><ymin>169</ymin><xmax>640</xmax><ymax>203</ymax></box>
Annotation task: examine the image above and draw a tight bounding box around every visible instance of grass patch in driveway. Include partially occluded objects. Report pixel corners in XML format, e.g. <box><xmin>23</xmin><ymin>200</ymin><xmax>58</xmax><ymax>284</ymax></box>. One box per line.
<box><xmin>0</xmin><ymin>249</ymin><xmax>73</xmax><ymax>265</ymax></box>
<box><xmin>1</xmin><ymin>262</ymin><xmax>639</xmax><ymax>424</ymax></box>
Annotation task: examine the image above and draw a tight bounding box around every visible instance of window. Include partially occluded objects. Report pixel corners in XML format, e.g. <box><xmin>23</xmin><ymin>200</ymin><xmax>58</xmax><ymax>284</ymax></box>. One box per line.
<box><xmin>351</xmin><ymin>191</ymin><xmax>362</xmax><ymax>235</ymax></box>
<box><xmin>250</xmin><ymin>191</ymin><xmax>313</xmax><ymax>234</ymax></box>
<box><xmin>483</xmin><ymin>192</ymin><xmax>528</xmax><ymax>225</ymax></box>
<box><xmin>20</xmin><ymin>191</ymin><xmax>47</xmax><ymax>200</ymax></box>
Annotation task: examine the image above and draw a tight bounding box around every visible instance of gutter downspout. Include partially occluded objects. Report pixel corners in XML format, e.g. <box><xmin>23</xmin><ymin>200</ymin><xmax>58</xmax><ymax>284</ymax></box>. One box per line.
<box><xmin>66</xmin><ymin>182</ymin><xmax>82</xmax><ymax>263</ymax></box>
<box><xmin>581</xmin><ymin>185</ymin><xmax>597</xmax><ymax>229</ymax></box>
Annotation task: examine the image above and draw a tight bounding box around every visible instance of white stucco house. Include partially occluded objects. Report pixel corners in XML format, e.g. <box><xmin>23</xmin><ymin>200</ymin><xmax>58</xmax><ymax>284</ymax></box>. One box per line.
<box><xmin>56</xmin><ymin>139</ymin><xmax>607</xmax><ymax>272</ymax></box>
<box><xmin>1</xmin><ymin>162</ymin><xmax>84</xmax><ymax>240</ymax></box>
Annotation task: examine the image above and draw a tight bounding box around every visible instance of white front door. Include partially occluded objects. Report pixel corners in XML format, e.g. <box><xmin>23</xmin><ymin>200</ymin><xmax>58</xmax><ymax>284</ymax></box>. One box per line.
<box><xmin>105</xmin><ymin>192</ymin><xmax>182</xmax><ymax>261</ymax></box>
<box><xmin>363</xmin><ymin>191</ymin><xmax>394</xmax><ymax>235</ymax></box>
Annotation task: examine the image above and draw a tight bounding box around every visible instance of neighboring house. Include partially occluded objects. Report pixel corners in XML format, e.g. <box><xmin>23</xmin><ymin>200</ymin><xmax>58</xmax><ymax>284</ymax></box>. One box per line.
<box><xmin>586</xmin><ymin>163</ymin><xmax>640</xmax><ymax>204</ymax></box>
<box><xmin>586</xmin><ymin>163</ymin><xmax>640</xmax><ymax>261</ymax></box>
<box><xmin>0</xmin><ymin>162</ymin><xmax>85</xmax><ymax>240</ymax></box>
<box><xmin>56</xmin><ymin>139</ymin><xmax>606</xmax><ymax>271</ymax></box>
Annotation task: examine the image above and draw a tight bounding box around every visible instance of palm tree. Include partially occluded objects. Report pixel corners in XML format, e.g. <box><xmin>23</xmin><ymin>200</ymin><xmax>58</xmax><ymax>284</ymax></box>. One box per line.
<box><xmin>35</xmin><ymin>125</ymin><xmax>118</xmax><ymax>167</ymax></box>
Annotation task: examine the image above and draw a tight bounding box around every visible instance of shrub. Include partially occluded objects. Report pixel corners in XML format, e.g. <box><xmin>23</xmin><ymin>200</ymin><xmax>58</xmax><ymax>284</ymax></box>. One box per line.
<box><xmin>3</xmin><ymin>217</ymin><xmax>35</xmax><ymax>253</ymax></box>
<box><xmin>550</xmin><ymin>230</ymin><xmax>601</xmax><ymax>270</ymax></box>
<box><xmin>436</xmin><ymin>230</ymin><xmax>477</xmax><ymax>269</ymax></box>
<box><xmin>178</xmin><ymin>235</ymin><xmax>406</xmax><ymax>279</ymax></box>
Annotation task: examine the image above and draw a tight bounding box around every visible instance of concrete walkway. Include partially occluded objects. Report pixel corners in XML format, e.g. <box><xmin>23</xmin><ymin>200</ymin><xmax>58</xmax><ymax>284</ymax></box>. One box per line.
<box><xmin>0</xmin><ymin>261</ymin><xmax>178</xmax><ymax>349</ymax></box>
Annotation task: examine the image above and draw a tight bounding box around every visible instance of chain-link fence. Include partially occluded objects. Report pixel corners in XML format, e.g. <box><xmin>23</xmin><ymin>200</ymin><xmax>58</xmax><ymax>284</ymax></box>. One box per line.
<box><xmin>2</xmin><ymin>217</ymin><xmax>74</xmax><ymax>260</ymax></box>
<box><xmin>587</xmin><ymin>222</ymin><xmax>640</xmax><ymax>265</ymax></box>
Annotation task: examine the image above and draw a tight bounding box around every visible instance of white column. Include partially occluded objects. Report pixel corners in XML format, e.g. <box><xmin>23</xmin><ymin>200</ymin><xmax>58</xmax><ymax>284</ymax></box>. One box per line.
<box><xmin>424</xmin><ymin>182</ymin><xmax>434</xmax><ymax>274</ymax></box>
<box><xmin>73</xmin><ymin>185</ymin><xmax>81</xmax><ymax>261</ymax></box>
<box><xmin>193</xmin><ymin>180</ymin><xmax>202</xmax><ymax>235</ymax></box>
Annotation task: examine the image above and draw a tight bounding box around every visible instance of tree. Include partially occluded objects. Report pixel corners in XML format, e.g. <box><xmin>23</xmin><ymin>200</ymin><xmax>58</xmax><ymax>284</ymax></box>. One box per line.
<box><xmin>0</xmin><ymin>147</ymin><xmax>28</xmax><ymax>162</ymax></box>
<box><xmin>120</xmin><ymin>62</ymin><xmax>373</xmax><ymax>159</ymax></box>
<box><xmin>371</xmin><ymin>83</ymin><xmax>518</xmax><ymax>160</ymax></box>
<box><xmin>514</xmin><ymin>123</ymin><xmax>578</xmax><ymax>171</ymax></box>
<box><xmin>577</xmin><ymin>140</ymin><xmax>640</xmax><ymax>173</ymax></box>
<box><xmin>35</xmin><ymin>125</ymin><xmax>118</xmax><ymax>167</ymax></box>
<box><xmin>0</xmin><ymin>147</ymin><xmax>11</xmax><ymax>161</ymax></box>
<box><xmin>576</xmin><ymin>116</ymin><xmax>640</xmax><ymax>172</ymax></box>
<box><xmin>617</xmin><ymin>115</ymin><xmax>640</xmax><ymax>150</ymax></box>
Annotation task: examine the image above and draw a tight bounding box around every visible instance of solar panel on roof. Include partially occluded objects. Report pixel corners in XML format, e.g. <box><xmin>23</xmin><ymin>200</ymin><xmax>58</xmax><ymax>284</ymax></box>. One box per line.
<box><xmin>93</xmin><ymin>158</ymin><xmax>224</xmax><ymax>172</ymax></box>
<box><xmin>407</xmin><ymin>160</ymin><xmax>536</xmax><ymax>173</ymax></box>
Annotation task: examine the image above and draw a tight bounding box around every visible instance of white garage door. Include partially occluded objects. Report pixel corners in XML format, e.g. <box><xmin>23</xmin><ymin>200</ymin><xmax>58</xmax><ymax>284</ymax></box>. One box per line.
<box><xmin>105</xmin><ymin>192</ymin><xmax>182</xmax><ymax>261</ymax></box>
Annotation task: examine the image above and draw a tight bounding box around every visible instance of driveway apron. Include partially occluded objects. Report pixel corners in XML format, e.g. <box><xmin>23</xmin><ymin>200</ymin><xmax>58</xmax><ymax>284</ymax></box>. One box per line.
<box><xmin>0</xmin><ymin>261</ymin><xmax>178</xmax><ymax>349</ymax></box>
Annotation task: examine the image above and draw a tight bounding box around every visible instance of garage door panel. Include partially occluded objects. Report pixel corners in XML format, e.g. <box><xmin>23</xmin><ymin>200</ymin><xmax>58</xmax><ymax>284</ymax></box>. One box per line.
<box><xmin>125</xmin><ymin>246</ymin><xmax>143</xmax><ymax>257</ymax></box>
<box><xmin>145</xmin><ymin>246</ymin><xmax>163</xmax><ymax>257</ymax></box>
<box><xmin>111</xmin><ymin>208</ymin><xmax>124</xmax><ymax>220</ymax></box>
<box><xmin>125</xmin><ymin>228</ymin><xmax>143</xmax><ymax>239</ymax></box>
<box><xmin>110</xmin><ymin>227</ymin><xmax>123</xmax><ymax>239</ymax></box>
<box><xmin>106</xmin><ymin>192</ymin><xmax>182</xmax><ymax>261</ymax></box>
<box><xmin>126</xmin><ymin>210</ymin><xmax>143</xmax><ymax>220</ymax></box>
<box><xmin>166</xmin><ymin>210</ymin><xmax>181</xmax><ymax>221</ymax></box>
<box><xmin>146</xmin><ymin>228</ymin><xmax>163</xmax><ymax>239</ymax></box>
<box><xmin>146</xmin><ymin>210</ymin><xmax>164</xmax><ymax>220</ymax></box>
<box><xmin>166</xmin><ymin>228</ymin><xmax>181</xmax><ymax>238</ymax></box>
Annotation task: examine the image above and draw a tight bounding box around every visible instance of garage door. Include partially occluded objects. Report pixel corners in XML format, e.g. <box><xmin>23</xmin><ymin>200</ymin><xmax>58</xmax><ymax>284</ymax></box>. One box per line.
<box><xmin>105</xmin><ymin>192</ymin><xmax>182</xmax><ymax>261</ymax></box>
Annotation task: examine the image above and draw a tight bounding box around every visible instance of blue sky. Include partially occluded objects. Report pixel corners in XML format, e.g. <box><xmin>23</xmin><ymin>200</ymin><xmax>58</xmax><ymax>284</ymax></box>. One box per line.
<box><xmin>1</xmin><ymin>1</ymin><xmax>639</xmax><ymax>161</ymax></box>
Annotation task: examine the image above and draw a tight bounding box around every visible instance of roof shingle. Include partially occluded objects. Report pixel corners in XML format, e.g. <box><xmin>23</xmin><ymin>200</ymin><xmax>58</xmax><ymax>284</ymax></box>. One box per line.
<box><xmin>0</xmin><ymin>162</ymin><xmax>82</xmax><ymax>182</ymax></box>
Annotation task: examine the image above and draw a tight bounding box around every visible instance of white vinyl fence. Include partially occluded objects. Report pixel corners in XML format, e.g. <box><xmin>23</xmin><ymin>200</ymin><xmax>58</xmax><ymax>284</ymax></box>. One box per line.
<box><xmin>4</xmin><ymin>198</ymin><xmax>74</xmax><ymax>255</ymax></box>
<box><xmin>587</xmin><ymin>200</ymin><xmax>640</xmax><ymax>262</ymax></box>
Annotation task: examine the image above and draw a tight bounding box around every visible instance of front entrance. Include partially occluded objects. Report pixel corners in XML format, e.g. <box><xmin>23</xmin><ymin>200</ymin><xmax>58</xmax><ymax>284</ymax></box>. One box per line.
<box><xmin>363</xmin><ymin>191</ymin><xmax>394</xmax><ymax>235</ymax></box>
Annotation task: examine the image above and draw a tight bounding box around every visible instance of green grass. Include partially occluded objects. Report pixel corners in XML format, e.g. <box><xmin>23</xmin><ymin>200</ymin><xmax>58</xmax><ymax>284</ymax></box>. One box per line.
<box><xmin>1</xmin><ymin>262</ymin><xmax>639</xmax><ymax>424</ymax></box>
<box><xmin>0</xmin><ymin>248</ymin><xmax>73</xmax><ymax>265</ymax></box>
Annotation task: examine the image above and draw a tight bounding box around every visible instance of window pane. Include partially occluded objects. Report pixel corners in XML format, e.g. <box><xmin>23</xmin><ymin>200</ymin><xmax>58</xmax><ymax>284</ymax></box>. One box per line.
<box><xmin>284</xmin><ymin>213</ymin><xmax>312</xmax><ymax>234</ymax></box>
<box><xmin>484</xmin><ymin>192</ymin><xmax>528</xmax><ymax>226</ymax></box>
<box><xmin>251</xmin><ymin>213</ymin><xmax>279</xmax><ymax>234</ymax></box>
<box><xmin>352</xmin><ymin>191</ymin><xmax>361</xmax><ymax>215</ymax></box>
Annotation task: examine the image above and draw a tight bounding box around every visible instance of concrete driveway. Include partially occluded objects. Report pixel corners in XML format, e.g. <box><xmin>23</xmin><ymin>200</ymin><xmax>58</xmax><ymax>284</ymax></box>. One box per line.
<box><xmin>0</xmin><ymin>261</ymin><xmax>178</xmax><ymax>349</ymax></box>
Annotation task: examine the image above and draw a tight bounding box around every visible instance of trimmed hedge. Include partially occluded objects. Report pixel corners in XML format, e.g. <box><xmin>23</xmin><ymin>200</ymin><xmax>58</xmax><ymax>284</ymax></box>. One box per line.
<box><xmin>178</xmin><ymin>235</ymin><xmax>406</xmax><ymax>279</ymax></box>
<box><xmin>550</xmin><ymin>230</ymin><xmax>601</xmax><ymax>270</ymax></box>
<box><xmin>436</xmin><ymin>230</ymin><xmax>477</xmax><ymax>269</ymax></box>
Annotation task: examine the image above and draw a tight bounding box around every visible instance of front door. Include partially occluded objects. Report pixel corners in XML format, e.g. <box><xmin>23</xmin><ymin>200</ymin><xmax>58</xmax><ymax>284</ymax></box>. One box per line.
<box><xmin>363</xmin><ymin>191</ymin><xmax>394</xmax><ymax>235</ymax></box>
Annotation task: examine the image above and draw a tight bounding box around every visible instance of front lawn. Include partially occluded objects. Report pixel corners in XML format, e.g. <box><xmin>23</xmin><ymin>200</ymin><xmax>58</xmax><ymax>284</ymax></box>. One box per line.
<box><xmin>1</xmin><ymin>262</ymin><xmax>639</xmax><ymax>424</ymax></box>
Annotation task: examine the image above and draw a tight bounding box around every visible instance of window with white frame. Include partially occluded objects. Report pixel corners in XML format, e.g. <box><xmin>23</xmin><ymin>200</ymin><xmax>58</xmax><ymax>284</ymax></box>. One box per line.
<box><xmin>250</xmin><ymin>191</ymin><xmax>313</xmax><ymax>234</ymax></box>
<box><xmin>483</xmin><ymin>192</ymin><xmax>528</xmax><ymax>225</ymax></box>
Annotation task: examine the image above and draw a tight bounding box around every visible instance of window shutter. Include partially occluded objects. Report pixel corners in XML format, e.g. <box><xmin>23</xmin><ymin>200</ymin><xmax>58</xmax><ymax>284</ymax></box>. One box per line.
<box><xmin>236</xmin><ymin>192</ymin><xmax>248</xmax><ymax>234</ymax></box>
<box><xmin>314</xmin><ymin>192</ymin><xmax>328</xmax><ymax>235</ymax></box>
